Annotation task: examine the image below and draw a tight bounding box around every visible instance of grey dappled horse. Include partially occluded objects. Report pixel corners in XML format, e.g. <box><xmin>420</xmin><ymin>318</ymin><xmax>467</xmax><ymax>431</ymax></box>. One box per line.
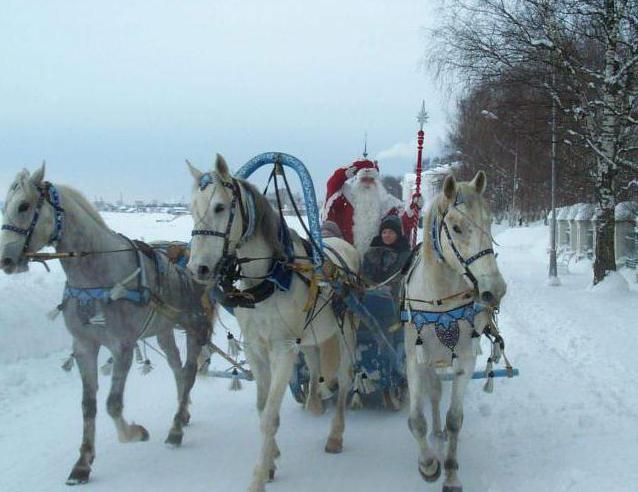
<box><xmin>0</xmin><ymin>164</ymin><xmax>213</xmax><ymax>485</ymax></box>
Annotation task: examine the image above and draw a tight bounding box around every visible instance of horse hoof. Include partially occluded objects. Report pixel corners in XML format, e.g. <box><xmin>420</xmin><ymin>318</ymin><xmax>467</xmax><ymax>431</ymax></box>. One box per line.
<box><xmin>131</xmin><ymin>424</ymin><xmax>150</xmax><ymax>442</ymax></box>
<box><xmin>418</xmin><ymin>457</ymin><xmax>441</xmax><ymax>483</ymax></box>
<box><xmin>66</xmin><ymin>467</ymin><xmax>90</xmax><ymax>486</ymax></box>
<box><xmin>325</xmin><ymin>437</ymin><xmax>343</xmax><ymax>454</ymax></box>
<box><xmin>165</xmin><ymin>431</ymin><xmax>183</xmax><ymax>447</ymax></box>
<box><xmin>443</xmin><ymin>486</ymin><xmax>463</xmax><ymax>492</ymax></box>
<box><xmin>268</xmin><ymin>468</ymin><xmax>276</xmax><ymax>481</ymax></box>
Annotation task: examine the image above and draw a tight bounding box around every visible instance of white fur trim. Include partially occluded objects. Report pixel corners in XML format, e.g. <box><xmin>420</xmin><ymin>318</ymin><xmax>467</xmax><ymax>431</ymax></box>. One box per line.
<box><xmin>322</xmin><ymin>190</ymin><xmax>343</xmax><ymax>222</ymax></box>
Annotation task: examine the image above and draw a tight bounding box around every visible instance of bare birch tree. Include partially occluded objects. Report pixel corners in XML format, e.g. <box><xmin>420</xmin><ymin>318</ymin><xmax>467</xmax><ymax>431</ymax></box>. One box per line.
<box><xmin>429</xmin><ymin>0</ymin><xmax>638</xmax><ymax>283</ymax></box>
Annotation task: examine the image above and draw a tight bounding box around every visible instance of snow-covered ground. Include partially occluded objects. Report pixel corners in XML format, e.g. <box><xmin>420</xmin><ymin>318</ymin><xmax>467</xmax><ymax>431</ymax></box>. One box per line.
<box><xmin>1</xmin><ymin>216</ymin><xmax>637</xmax><ymax>492</ymax></box>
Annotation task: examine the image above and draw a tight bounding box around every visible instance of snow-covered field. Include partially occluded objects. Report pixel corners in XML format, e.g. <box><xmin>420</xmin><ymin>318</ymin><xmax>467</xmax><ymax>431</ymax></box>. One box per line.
<box><xmin>1</xmin><ymin>215</ymin><xmax>637</xmax><ymax>492</ymax></box>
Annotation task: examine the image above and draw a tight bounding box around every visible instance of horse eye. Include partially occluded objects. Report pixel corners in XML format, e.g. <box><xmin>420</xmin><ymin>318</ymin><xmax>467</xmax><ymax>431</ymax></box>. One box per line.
<box><xmin>18</xmin><ymin>202</ymin><xmax>30</xmax><ymax>213</ymax></box>
<box><xmin>453</xmin><ymin>225</ymin><xmax>462</xmax><ymax>234</ymax></box>
<box><xmin>214</xmin><ymin>204</ymin><xmax>225</xmax><ymax>213</ymax></box>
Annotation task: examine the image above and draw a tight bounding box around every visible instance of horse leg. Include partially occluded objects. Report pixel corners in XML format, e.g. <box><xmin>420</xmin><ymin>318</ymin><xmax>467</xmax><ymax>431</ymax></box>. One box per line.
<box><xmin>325</xmin><ymin>321</ymin><xmax>354</xmax><ymax>454</ymax></box>
<box><xmin>156</xmin><ymin>332</ymin><xmax>186</xmax><ymax>415</ymax></box>
<box><xmin>442</xmin><ymin>358</ymin><xmax>474</xmax><ymax>492</ymax></box>
<box><xmin>302</xmin><ymin>345</ymin><xmax>324</xmax><ymax>416</ymax></box>
<box><xmin>165</xmin><ymin>333</ymin><xmax>201</xmax><ymax>447</ymax></box>
<box><xmin>248</xmin><ymin>348</ymin><xmax>295</xmax><ymax>492</ymax></box>
<box><xmin>244</xmin><ymin>343</ymin><xmax>271</xmax><ymax>414</ymax></box>
<box><xmin>66</xmin><ymin>339</ymin><xmax>99</xmax><ymax>485</ymax></box>
<box><xmin>406</xmin><ymin>354</ymin><xmax>441</xmax><ymax>483</ymax></box>
<box><xmin>106</xmin><ymin>345</ymin><xmax>149</xmax><ymax>443</ymax></box>
<box><xmin>243</xmin><ymin>342</ymin><xmax>280</xmax><ymax>461</ymax></box>
<box><xmin>424</xmin><ymin>367</ymin><xmax>446</xmax><ymax>450</ymax></box>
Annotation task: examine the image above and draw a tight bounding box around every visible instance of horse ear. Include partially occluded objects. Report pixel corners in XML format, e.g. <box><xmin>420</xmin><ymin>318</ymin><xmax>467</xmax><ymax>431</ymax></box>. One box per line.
<box><xmin>214</xmin><ymin>154</ymin><xmax>230</xmax><ymax>179</ymax></box>
<box><xmin>442</xmin><ymin>174</ymin><xmax>457</xmax><ymax>201</ymax></box>
<box><xmin>472</xmin><ymin>170</ymin><xmax>487</xmax><ymax>195</ymax></box>
<box><xmin>186</xmin><ymin>159</ymin><xmax>203</xmax><ymax>182</ymax></box>
<box><xmin>30</xmin><ymin>160</ymin><xmax>46</xmax><ymax>185</ymax></box>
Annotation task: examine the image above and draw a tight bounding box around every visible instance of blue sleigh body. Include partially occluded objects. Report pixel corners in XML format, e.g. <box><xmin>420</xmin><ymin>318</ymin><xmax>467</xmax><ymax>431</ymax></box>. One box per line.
<box><xmin>289</xmin><ymin>287</ymin><xmax>407</xmax><ymax>403</ymax></box>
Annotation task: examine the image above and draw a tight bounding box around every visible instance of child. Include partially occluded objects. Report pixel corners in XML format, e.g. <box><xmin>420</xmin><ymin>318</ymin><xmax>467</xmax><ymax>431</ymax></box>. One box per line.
<box><xmin>362</xmin><ymin>215</ymin><xmax>411</xmax><ymax>285</ymax></box>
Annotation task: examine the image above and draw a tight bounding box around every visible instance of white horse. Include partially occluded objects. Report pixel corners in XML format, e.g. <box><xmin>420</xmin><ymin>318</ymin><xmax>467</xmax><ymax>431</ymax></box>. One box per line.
<box><xmin>187</xmin><ymin>155</ymin><xmax>358</xmax><ymax>492</ymax></box>
<box><xmin>403</xmin><ymin>171</ymin><xmax>506</xmax><ymax>492</ymax></box>
<box><xmin>0</xmin><ymin>164</ymin><xmax>213</xmax><ymax>485</ymax></box>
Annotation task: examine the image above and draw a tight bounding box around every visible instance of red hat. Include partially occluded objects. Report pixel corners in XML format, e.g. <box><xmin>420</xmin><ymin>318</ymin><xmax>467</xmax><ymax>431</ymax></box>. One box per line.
<box><xmin>351</xmin><ymin>159</ymin><xmax>379</xmax><ymax>179</ymax></box>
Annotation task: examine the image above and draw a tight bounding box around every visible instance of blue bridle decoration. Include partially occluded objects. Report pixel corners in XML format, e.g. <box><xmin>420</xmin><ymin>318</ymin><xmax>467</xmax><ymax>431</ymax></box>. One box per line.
<box><xmin>47</xmin><ymin>184</ymin><xmax>64</xmax><ymax>243</ymax></box>
<box><xmin>431</xmin><ymin>192</ymin><xmax>466</xmax><ymax>263</ymax></box>
<box><xmin>199</xmin><ymin>173</ymin><xmax>214</xmax><ymax>191</ymax></box>
<box><xmin>431</xmin><ymin>215</ymin><xmax>445</xmax><ymax>262</ymax></box>
<box><xmin>1</xmin><ymin>182</ymin><xmax>65</xmax><ymax>254</ymax></box>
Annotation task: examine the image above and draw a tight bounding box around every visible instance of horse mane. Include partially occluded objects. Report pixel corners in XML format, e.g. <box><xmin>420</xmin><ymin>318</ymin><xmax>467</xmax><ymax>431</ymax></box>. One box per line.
<box><xmin>238</xmin><ymin>178</ymin><xmax>284</xmax><ymax>257</ymax></box>
<box><xmin>57</xmin><ymin>184</ymin><xmax>108</xmax><ymax>228</ymax></box>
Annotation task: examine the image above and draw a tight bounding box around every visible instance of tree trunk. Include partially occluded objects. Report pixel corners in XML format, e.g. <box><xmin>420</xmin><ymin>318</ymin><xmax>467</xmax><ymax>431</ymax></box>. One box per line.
<box><xmin>592</xmin><ymin>5</ymin><xmax>621</xmax><ymax>286</ymax></box>
<box><xmin>593</xmin><ymin>168</ymin><xmax>617</xmax><ymax>284</ymax></box>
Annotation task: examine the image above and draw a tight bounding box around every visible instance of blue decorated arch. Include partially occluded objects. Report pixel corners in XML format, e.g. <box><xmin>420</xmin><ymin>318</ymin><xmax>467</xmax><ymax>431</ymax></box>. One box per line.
<box><xmin>235</xmin><ymin>152</ymin><xmax>324</xmax><ymax>271</ymax></box>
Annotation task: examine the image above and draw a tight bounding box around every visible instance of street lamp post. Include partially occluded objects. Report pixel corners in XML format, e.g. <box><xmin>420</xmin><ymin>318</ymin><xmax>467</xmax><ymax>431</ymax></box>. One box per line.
<box><xmin>511</xmin><ymin>138</ymin><xmax>518</xmax><ymax>227</ymax></box>
<box><xmin>548</xmin><ymin>65</ymin><xmax>559</xmax><ymax>284</ymax></box>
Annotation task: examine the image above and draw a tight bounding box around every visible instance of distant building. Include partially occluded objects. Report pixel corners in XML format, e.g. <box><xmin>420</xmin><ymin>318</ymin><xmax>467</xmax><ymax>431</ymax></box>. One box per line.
<box><xmin>402</xmin><ymin>163</ymin><xmax>456</xmax><ymax>204</ymax></box>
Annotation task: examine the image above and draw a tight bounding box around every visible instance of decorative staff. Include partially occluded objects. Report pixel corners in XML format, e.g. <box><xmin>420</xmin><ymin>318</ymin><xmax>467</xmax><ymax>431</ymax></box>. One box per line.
<box><xmin>411</xmin><ymin>101</ymin><xmax>428</xmax><ymax>246</ymax></box>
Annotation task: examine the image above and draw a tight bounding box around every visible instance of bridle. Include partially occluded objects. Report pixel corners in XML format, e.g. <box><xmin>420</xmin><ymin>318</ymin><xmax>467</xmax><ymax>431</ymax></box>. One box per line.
<box><xmin>1</xmin><ymin>181</ymin><xmax>65</xmax><ymax>257</ymax></box>
<box><xmin>431</xmin><ymin>193</ymin><xmax>495</xmax><ymax>291</ymax></box>
<box><xmin>190</xmin><ymin>173</ymin><xmax>254</xmax><ymax>280</ymax></box>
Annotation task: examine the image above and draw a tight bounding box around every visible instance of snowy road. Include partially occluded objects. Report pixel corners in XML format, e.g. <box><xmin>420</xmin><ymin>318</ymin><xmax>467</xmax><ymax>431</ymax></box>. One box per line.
<box><xmin>1</xmin><ymin>216</ymin><xmax>637</xmax><ymax>492</ymax></box>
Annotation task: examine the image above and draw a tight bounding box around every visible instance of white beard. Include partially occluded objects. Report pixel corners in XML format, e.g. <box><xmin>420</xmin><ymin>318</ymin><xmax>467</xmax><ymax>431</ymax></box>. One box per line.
<box><xmin>350</xmin><ymin>183</ymin><xmax>387</xmax><ymax>254</ymax></box>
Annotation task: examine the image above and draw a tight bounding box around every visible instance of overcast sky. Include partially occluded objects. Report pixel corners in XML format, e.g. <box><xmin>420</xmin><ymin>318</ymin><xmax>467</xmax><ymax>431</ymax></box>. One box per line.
<box><xmin>0</xmin><ymin>0</ymin><xmax>453</xmax><ymax>202</ymax></box>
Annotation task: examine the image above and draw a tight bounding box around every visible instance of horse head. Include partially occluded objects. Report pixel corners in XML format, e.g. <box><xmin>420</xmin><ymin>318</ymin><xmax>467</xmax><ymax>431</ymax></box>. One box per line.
<box><xmin>434</xmin><ymin>171</ymin><xmax>506</xmax><ymax>306</ymax></box>
<box><xmin>187</xmin><ymin>154</ymin><xmax>244</xmax><ymax>282</ymax></box>
<box><xmin>0</xmin><ymin>162</ymin><xmax>55</xmax><ymax>274</ymax></box>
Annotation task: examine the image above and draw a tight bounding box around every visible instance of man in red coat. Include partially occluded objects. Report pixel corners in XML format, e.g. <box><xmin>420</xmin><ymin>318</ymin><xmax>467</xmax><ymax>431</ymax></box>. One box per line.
<box><xmin>321</xmin><ymin>159</ymin><xmax>421</xmax><ymax>255</ymax></box>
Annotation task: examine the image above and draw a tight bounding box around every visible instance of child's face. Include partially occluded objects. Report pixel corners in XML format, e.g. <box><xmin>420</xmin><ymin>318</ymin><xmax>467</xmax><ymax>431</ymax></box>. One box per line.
<box><xmin>381</xmin><ymin>229</ymin><xmax>398</xmax><ymax>246</ymax></box>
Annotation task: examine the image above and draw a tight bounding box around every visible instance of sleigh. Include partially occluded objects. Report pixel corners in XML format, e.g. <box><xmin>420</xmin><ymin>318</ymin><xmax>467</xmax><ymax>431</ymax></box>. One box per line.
<box><xmin>208</xmin><ymin>152</ymin><xmax>517</xmax><ymax>408</ymax></box>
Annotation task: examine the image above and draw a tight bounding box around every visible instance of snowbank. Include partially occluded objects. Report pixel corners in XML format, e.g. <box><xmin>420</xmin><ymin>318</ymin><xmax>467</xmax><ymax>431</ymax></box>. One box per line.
<box><xmin>0</xmin><ymin>262</ymin><xmax>68</xmax><ymax>363</ymax></box>
<box><xmin>587</xmin><ymin>270</ymin><xmax>630</xmax><ymax>294</ymax></box>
